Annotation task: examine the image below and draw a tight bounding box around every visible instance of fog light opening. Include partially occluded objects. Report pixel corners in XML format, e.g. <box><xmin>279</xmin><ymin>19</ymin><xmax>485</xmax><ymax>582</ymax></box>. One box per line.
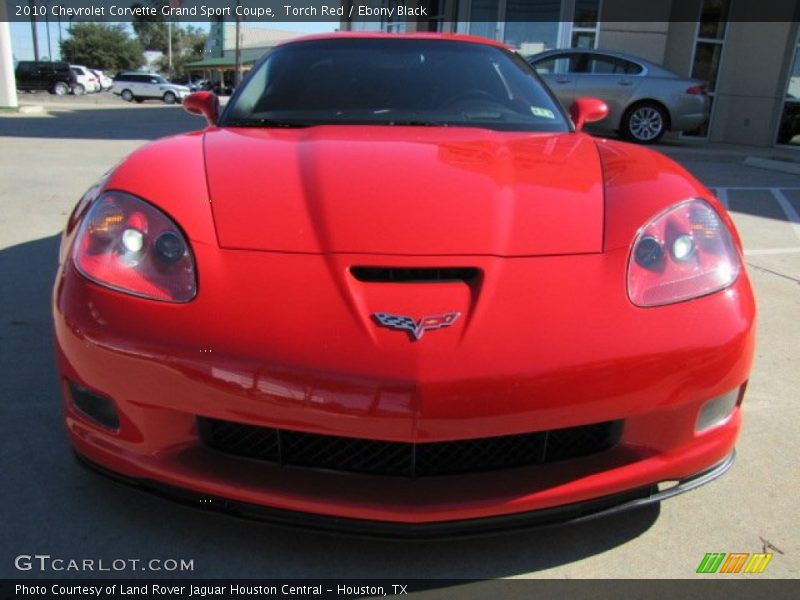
<box><xmin>695</xmin><ymin>388</ymin><xmax>740</xmax><ymax>433</ymax></box>
<box><xmin>68</xmin><ymin>381</ymin><xmax>120</xmax><ymax>430</ymax></box>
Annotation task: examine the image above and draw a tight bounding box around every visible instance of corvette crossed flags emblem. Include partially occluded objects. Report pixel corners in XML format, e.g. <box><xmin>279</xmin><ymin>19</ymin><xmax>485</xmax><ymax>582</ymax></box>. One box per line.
<box><xmin>373</xmin><ymin>312</ymin><xmax>461</xmax><ymax>341</ymax></box>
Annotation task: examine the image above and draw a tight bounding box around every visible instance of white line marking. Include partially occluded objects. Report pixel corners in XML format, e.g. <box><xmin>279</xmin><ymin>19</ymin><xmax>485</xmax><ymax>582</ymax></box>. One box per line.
<box><xmin>770</xmin><ymin>188</ymin><xmax>800</xmax><ymax>241</ymax></box>
<box><xmin>744</xmin><ymin>247</ymin><xmax>800</xmax><ymax>256</ymax></box>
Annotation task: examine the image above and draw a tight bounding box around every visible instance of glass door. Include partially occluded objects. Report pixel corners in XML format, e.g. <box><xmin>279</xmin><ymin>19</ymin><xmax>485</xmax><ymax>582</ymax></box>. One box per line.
<box><xmin>684</xmin><ymin>0</ymin><xmax>731</xmax><ymax>138</ymax></box>
<box><xmin>777</xmin><ymin>39</ymin><xmax>800</xmax><ymax>146</ymax></box>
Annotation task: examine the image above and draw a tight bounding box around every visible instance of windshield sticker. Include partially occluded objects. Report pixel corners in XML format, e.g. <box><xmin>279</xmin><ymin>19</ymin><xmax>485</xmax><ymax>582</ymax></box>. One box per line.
<box><xmin>531</xmin><ymin>107</ymin><xmax>556</xmax><ymax>119</ymax></box>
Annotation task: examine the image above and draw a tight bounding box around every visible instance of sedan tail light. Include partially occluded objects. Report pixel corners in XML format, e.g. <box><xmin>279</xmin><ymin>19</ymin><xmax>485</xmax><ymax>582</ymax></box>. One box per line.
<box><xmin>686</xmin><ymin>84</ymin><xmax>708</xmax><ymax>95</ymax></box>
<box><xmin>72</xmin><ymin>191</ymin><xmax>197</xmax><ymax>302</ymax></box>
<box><xmin>627</xmin><ymin>199</ymin><xmax>740</xmax><ymax>307</ymax></box>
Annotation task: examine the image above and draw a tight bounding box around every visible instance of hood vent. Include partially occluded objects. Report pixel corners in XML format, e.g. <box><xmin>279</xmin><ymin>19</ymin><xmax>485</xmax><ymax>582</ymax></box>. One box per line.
<box><xmin>350</xmin><ymin>266</ymin><xmax>479</xmax><ymax>284</ymax></box>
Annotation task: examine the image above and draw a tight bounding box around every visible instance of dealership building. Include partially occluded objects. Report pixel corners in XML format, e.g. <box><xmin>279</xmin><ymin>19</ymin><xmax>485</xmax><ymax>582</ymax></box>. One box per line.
<box><xmin>344</xmin><ymin>0</ymin><xmax>800</xmax><ymax>147</ymax></box>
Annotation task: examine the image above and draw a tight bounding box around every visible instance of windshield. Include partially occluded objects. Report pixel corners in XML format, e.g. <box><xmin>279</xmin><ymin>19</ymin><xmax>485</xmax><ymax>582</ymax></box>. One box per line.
<box><xmin>222</xmin><ymin>38</ymin><xmax>570</xmax><ymax>132</ymax></box>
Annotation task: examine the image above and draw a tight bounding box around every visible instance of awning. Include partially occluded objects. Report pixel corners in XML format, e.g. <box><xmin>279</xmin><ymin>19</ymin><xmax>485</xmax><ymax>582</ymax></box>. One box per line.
<box><xmin>184</xmin><ymin>50</ymin><xmax>268</xmax><ymax>69</ymax></box>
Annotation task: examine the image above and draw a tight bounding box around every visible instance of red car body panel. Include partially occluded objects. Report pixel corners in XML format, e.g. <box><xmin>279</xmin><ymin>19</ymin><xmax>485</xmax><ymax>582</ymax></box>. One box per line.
<box><xmin>53</xmin><ymin>34</ymin><xmax>755</xmax><ymax>530</ymax></box>
<box><xmin>206</xmin><ymin>128</ymin><xmax>604</xmax><ymax>255</ymax></box>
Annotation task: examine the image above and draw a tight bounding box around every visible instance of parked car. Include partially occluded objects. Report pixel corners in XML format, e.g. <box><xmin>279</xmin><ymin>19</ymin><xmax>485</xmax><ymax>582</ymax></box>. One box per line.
<box><xmin>169</xmin><ymin>74</ymin><xmax>206</xmax><ymax>91</ymax></box>
<box><xmin>14</xmin><ymin>61</ymin><xmax>77</xmax><ymax>96</ymax></box>
<box><xmin>91</xmin><ymin>69</ymin><xmax>113</xmax><ymax>91</ymax></box>
<box><xmin>112</xmin><ymin>72</ymin><xmax>190</xmax><ymax>104</ymax></box>
<box><xmin>70</xmin><ymin>65</ymin><xmax>101</xmax><ymax>94</ymax></box>
<box><xmin>56</xmin><ymin>34</ymin><xmax>753</xmax><ymax>536</ymax></box>
<box><xmin>528</xmin><ymin>48</ymin><xmax>708</xmax><ymax>143</ymax></box>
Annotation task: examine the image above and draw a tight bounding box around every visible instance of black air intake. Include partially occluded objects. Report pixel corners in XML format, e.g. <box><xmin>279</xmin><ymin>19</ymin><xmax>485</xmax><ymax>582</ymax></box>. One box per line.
<box><xmin>350</xmin><ymin>266</ymin><xmax>479</xmax><ymax>283</ymax></box>
<box><xmin>68</xmin><ymin>381</ymin><xmax>119</xmax><ymax>429</ymax></box>
<box><xmin>197</xmin><ymin>418</ymin><xmax>622</xmax><ymax>478</ymax></box>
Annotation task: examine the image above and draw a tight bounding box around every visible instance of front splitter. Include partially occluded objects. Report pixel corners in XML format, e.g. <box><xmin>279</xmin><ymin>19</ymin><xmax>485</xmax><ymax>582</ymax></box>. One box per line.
<box><xmin>74</xmin><ymin>450</ymin><xmax>735</xmax><ymax>540</ymax></box>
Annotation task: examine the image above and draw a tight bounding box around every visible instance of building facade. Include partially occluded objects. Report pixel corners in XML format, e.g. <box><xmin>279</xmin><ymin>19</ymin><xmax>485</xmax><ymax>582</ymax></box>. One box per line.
<box><xmin>344</xmin><ymin>0</ymin><xmax>800</xmax><ymax>148</ymax></box>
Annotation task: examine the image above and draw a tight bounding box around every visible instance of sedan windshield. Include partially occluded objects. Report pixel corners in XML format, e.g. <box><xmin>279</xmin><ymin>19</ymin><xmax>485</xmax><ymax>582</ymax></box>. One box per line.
<box><xmin>222</xmin><ymin>38</ymin><xmax>570</xmax><ymax>132</ymax></box>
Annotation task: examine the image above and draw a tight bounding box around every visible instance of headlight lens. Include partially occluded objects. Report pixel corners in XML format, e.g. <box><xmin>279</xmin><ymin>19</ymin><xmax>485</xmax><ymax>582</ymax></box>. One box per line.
<box><xmin>72</xmin><ymin>191</ymin><xmax>197</xmax><ymax>302</ymax></box>
<box><xmin>627</xmin><ymin>199</ymin><xmax>740</xmax><ymax>307</ymax></box>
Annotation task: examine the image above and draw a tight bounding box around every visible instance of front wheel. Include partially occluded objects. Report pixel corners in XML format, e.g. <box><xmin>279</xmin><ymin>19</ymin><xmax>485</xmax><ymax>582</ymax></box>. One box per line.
<box><xmin>72</xmin><ymin>84</ymin><xmax>85</xmax><ymax>97</ymax></box>
<box><xmin>121</xmin><ymin>89</ymin><xmax>134</xmax><ymax>102</ymax></box>
<box><xmin>622</xmin><ymin>102</ymin><xmax>668</xmax><ymax>144</ymax></box>
<box><xmin>163</xmin><ymin>91</ymin><xmax>177</xmax><ymax>105</ymax></box>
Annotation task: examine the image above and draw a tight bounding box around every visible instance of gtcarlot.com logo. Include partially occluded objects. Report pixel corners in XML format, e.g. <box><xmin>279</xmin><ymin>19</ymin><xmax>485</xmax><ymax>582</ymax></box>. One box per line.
<box><xmin>14</xmin><ymin>554</ymin><xmax>194</xmax><ymax>572</ymax></box>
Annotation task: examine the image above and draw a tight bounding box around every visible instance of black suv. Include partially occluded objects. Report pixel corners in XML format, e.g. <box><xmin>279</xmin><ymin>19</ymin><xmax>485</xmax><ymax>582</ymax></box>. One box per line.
<box><xmin>15</xmin><ymin>61</ymin><xmax>78</xmax><ymax>96</ymax></box>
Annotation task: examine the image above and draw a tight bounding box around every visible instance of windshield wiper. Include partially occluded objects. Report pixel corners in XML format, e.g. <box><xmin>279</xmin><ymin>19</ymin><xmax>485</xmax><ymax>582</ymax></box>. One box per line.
<box><xmin>386</xmin><ymin>120</ymin><xmax>445</xmax><ymax>127</ymax></box>
<box><xmin>225</xmin><ymin>118</ymin><xmax>314</xmax><ymax>128</ymax></box>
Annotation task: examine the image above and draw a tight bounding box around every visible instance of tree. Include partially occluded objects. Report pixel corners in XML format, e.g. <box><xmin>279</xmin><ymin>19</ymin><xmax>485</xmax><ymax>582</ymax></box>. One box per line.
<box><xmin>154</xmin><ymin>26</ymin><xmax>208</xmax><ymax>78</ymax></box>
<box><xmin>61</xmin><ymin>23</ymin><xmax>144</xmax><ymax>73</ymax></box>
<box><xmin>131</xmin><ymin>1</ymin><xmax>171</xmax><ymax>53</ymax></box>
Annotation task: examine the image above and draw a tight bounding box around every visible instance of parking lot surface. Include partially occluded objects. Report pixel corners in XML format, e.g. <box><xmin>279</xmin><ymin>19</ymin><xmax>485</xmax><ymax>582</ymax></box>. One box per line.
<box><xmin>1</xmin><ymin>103</ymin><xmax>797</xmax><ymax>579</ymax></box>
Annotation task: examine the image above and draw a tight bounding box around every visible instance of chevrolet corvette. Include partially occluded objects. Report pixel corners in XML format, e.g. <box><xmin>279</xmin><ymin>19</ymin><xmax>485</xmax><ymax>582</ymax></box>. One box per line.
<box><xmin>53</xmin><ymin>34</ymin><xmax>755</xmax><ymax>537</ymax></box>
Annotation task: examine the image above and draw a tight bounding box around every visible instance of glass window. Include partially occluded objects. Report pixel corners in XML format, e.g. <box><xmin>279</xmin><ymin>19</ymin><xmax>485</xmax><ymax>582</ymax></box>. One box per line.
<box><xmin>504</xmin><ymin>22</ymin><xmax>560</xmax><ymax>55</ymax></box>
<box><xmin>777</xmin><ymin>45</ymin><xmax>800</xmax><ymax>146</ymax></box>
<box><xmin>698</xmin><ymin>0</ymin><xmax>730</xmax><ymax>40</ymax></box>
<box><xmin>573</xmin><ymin>0</ymin><xmax>600</xmax><ymax>27</ymax></box>
<box><xmin>224</xmin><ymin>39</ymin><xmax>570</xmax><ymax>133</ymax></box>
<box><xmin>786</xmin><ymin>46</ymin><xmax>800</xmax><ymax>100</ymax></box>
<box><xmin>588</xmin><ymin>56</ymin><xmax>624</xmax><ymax>74</ymax></box>
<box><xmin>571</xmin><ymin>31</ymin><xmax>596</xmax><ymax>49</ymax></box>
<box><xmin>588</xmin><ymin>56</ymin><xmax>643</xmax><ymax>75</ymax></box>
<box><xmin>532</xmin><ymin>53</ymin><xmax>583</xmax><ymax>75</ymax></box>
<box><xmin>532</xmin><ymin>55</ymin><xmax>570</xmax><ymax>75</ymax></box>
<box><xmin>692</xmin><ymin>42</ymin><xmax>723</xmax><ymax>91</ymax></box>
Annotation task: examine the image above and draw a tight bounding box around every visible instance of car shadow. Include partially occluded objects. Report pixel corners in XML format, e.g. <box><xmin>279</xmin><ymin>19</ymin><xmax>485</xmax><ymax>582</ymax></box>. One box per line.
<box><xmin>0</xmin><ymin>234</ymin><xmax>659</xmax><ymax>580</ymax></box>
<box><xmin>0</xmin><ymin>106</ymin><xmax>202</xmax><ymax>141</ymax></box>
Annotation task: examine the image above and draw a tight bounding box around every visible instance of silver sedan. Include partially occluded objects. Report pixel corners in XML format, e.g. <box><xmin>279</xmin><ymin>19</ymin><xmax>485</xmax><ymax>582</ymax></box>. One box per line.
<box><xmin>527</xmin><ymin>49</ymin><xmax>708</xmax><ymax>143</ymax></box>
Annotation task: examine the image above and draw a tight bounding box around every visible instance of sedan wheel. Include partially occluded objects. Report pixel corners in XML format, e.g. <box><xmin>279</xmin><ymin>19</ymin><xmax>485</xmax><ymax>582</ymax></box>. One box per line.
<box><xmin>121</xmin><ymin>89</ymin><xmax>134</xmax><ymax>102</ymax></box>
<box><xmin>72</xmin><ymin>84</ymin><xmax>85</xmax><ymax>97</ymax></box>
<box><xmin>623</xmin><ymin>103</ymin><xmax>667</xmax><ymax>144</ymax></box>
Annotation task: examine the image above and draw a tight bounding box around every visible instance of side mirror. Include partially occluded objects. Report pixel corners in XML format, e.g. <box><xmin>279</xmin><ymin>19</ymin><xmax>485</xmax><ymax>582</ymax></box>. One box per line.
<box><xmin>569</xmin><ymin>97</ymin><xmax>609</xmax><ymax>131</ymax></box>
<box><xmin>183</xmin><ymin>91</ymin><xmax>219</xmax><ymax>126</ymax></box>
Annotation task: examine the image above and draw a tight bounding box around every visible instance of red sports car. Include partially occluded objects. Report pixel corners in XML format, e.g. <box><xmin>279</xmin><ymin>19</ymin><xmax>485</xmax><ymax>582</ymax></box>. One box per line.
<box><xmin>53</xmin><ymin>34</ymin><xmax>755</xmax><ymax>536</ymax></box>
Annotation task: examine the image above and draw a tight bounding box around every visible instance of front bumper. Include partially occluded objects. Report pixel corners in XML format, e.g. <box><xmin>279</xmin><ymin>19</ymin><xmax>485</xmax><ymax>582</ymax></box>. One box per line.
<box><xmin>75</xmin><ymin>450</ymin><xmax>735</xmax><ymax>539</ymax></box>
<box><xmin>54</xmin><ymin>245</ymin><xmax>754</xmax><ymax>527</ymax></box>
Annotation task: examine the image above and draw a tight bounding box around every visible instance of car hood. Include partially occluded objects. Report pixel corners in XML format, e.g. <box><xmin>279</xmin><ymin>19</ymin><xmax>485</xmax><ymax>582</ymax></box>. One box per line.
<box><xmin>204</xmin><ymin>126</ymin><xmax>604</xmax><ymax>256</ymax></box>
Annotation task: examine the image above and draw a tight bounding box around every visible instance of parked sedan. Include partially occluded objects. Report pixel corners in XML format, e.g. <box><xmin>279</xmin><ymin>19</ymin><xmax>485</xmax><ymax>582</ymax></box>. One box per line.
<box><xmin>55</xmin><ymin>34</ymin><xmax>753</xmax><ymax>536</ymax></box>
<box><xmin>528</xmin><ymin>49</ymin><xmax>708</xmax><ymax>143</ymax></box>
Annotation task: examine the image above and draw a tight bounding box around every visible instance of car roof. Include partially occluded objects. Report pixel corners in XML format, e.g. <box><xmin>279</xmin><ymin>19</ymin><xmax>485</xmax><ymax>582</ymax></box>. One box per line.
<box><xmin>528</xmin><ymin>48</ymin><xmax>678</xmax><ymax>78</ymax></box>
<box><xmin>277</xmin><ymin>32</ymin><xmax>510</xmax><ymax>50</ymax></box>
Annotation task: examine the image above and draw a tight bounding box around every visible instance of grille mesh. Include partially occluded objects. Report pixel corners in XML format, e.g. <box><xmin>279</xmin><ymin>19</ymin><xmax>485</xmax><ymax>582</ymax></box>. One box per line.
<box><xmin>197</xmin><ymin>418</ymin><xmax>622</xmax><ymax>478</ymax></box>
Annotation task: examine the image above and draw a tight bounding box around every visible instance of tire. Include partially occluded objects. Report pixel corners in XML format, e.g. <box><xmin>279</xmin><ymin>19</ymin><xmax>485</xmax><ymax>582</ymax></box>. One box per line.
<box><xmin>72</xmin><ymin>84</ymin><xmax>85</xmax><ymax>97</ymax></box>
<box><xmin>52</xmin><ymin>81</ymin><xmax>69</xmax><ymax>96</ymax></box>
<box><xmin>121</xmin><ymin>89</ymin><xmax>134</xmax><ymax>102</ymax></box>
<box><xmin>622</xmin><ymin>102</ymin><xmax>668</xmax><ymax>144</ymax></box>
<box><xmin>163</xmin><ymin>91</ymin><xmax>177</xmax><ymax>105</ymax></box>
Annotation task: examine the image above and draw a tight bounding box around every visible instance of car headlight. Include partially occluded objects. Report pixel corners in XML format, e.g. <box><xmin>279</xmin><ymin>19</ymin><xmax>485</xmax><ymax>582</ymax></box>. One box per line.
<box><xmin>72</xmin><ymin>191</ymin><xmax>197</xmax><ymax>302</ymax></box>
<box><xmin>627</xmin><ymin>199</ymin><xmax>740</xmax><ymax>307</ymax></box>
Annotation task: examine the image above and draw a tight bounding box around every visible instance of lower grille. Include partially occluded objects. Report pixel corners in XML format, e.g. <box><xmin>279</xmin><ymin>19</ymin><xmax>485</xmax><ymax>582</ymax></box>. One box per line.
<box><xmin>197</xmin><ymin>418</ymin><xmax>622</xmax><ymax>478</ymax></box>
